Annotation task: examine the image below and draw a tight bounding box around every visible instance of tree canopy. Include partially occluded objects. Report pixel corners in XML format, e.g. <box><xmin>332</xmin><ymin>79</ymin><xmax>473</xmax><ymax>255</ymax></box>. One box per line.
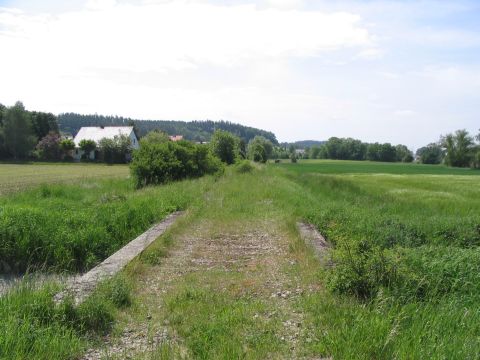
<box><xmin>210</xmin><ymin>130</ymin><xmax>240</xmax><ymax>165</ymax></box>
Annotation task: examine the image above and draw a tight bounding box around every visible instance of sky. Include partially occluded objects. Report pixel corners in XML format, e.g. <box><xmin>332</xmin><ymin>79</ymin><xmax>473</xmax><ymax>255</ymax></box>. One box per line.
<box><xmin>0</xmin><ymin>0</ymin><xmax>479</xmax><ymax>148</ymax></box>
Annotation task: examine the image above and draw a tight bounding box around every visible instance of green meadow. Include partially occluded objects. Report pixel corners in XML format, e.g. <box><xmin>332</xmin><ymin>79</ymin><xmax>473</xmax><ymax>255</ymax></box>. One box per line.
<box><xmin>1</xmin><ymin>160</ymin><xmax>479</xmax><ymax>359</ymax></box>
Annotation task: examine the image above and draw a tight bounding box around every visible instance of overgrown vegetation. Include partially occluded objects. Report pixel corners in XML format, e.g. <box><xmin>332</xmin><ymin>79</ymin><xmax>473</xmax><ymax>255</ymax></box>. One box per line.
<box><xmin>0</xmin><ymin>175</ymin><xmax>211</xmax><ymax>272</ymax></box>
<box><xmin>130</xmin><ymin>139</ymin><xmax>223</xmax><ymax>188</ymax></box>
<box><xmin>0</xmin><ymin>275</ymin><xmax>132</xmax><ymax>359</ymax></box>
<box><xmin>120</xmin><ymin>160</ymin><xmax>479</xmax><ymax>359</ymax></box>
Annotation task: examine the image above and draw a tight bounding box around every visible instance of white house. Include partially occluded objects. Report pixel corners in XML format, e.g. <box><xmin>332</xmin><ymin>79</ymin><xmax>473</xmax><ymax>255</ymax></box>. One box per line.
<box><xmin>73</xmin><ymin>126</ymin><xmax>139</xmax><ymax>161</ymax></box>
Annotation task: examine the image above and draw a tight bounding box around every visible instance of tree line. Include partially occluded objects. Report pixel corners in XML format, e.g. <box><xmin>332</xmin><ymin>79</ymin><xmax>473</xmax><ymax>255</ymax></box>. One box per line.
<box><xmin>0</xmin><ymin>102</ymin><xmax>60</xmax><ymax>160</ymax></box>
<box><xmin>417</xmin><ymin>129</ymin><xmax>480</xmax><ymax>168</ymax></box>
<box><xmin>2</xmin><ymin>101</ymin><xmax>478</xmax><ymax>169</ymax></box>
<box><xmin>276</xmin><ymin>130</ymin><xmax>480</xmax><ymax>169</ymax></box>
<box><xmin>274</xmin><ymin>137</ymin><xmax>414</xmax><ymax>163</ymax></box>
<box><xmin>58</xmin><ymin>113</ymin><xmax>278</xmax><ymax>145</ymax></box>
<box><xmin>0</xmin><ymin>102</ymin><xmax>135</xmax><ymax>163</ymax></box>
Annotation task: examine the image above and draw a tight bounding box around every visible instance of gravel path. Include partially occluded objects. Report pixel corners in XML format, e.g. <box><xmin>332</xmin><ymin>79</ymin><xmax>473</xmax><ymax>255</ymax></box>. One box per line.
<box><xmin>83</xmin><ymin>217</ymin><xmax>310</xmax><ymax>359</ymax></box>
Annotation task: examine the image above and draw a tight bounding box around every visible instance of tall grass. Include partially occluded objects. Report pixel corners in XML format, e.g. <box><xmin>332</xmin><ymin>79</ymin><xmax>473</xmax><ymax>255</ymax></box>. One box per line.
<box><xmin>0</xmin><ymin>275</ymin><xmax>132</xmax><ymax>360</ymax></box>
<box><xmin>272</xmin><ymin>161</ymin><xmax>480</xmax><ymax>358</ymax></box>
<box><xmin>0</xmin><ymin>177</ymin><xmax>212</xmax><ymax>273</ymax></box>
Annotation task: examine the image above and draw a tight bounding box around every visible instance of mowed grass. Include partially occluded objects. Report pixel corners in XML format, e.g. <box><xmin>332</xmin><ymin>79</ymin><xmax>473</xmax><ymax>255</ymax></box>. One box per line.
<box><xmin>0</xmin><ymin>163</ymin><xmax>130</xmax><ymax>195</ymax></box>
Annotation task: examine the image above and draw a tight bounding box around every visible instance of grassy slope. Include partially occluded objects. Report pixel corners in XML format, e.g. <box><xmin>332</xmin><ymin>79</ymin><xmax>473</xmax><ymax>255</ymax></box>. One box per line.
<box><xmin>0</xmin><ymin>163</ymin><xmax>130</xmax><ymax>195</ymax></box>
<box><xmin>110</xmin><ymin>161</ymin><xmax>480</xmax><ymax>359</ymax></box>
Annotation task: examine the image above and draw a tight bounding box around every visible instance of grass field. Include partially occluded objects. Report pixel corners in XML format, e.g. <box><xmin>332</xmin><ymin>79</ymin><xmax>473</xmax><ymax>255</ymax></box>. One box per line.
<box><xmin>277</xmin><ymin>159</ymin><xmax>480</xmax><ymax>175</ymax></box>
<box><xmin>0</xmin><ymin>163</ymin><xmax>130</xmax><ymax>195</ymax></box>
<box><xmin>2</xmin><ymin>160</ymin><xmax>480</xmax><ymax>359</ymax></box>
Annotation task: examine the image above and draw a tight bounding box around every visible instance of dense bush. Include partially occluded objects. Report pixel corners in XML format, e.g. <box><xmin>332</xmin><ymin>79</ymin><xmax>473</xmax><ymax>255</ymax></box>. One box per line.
<box><xmin>130</xmin><ymin>140</ymin><xmax>223</xmax><ymax>188</ymax></box>
<box><xmin>247</xmin><ymin>136</ymin><xmax>273</xmax><ymax>163</ymax></box>
<box><xmin>98</xmin><ymin>134</ymin><xmax>132</xmax><ymax>164</ymax></box>
<box><xmin>210</xmin><ymin>129</ymin><xmax>240</xmax><ymax>165</ymax></box>
<box><xmin>416</xmin><ymin>143</ymin><xmax>444</xmax><ymax>164</ymax></box>
<box><xmin>35</xmin><ymin>132</ymin><xmax>62</xmax><ymax>160</ymax></box>
<box><xmin>234</xmin><ymin>160</ymin><xmax>254</xmax><ymax>174</ymax></box>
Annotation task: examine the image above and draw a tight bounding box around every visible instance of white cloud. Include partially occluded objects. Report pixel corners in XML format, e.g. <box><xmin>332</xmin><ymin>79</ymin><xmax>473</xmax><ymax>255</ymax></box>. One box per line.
<box><xmin>355</xmin><ymin>47</ymin><xmax>384</xmax><ymax>60</ymax></box>
<box><xmin>264</xmin><ymin>0</ymin><xmax>304</xmax><ymax>10</ymax></box>
<box><xmin>86</xmin><ymin>0</ymin><xmax>117</xmax><ymax>10</ymax></box>
<box><xmin>394</xmin><ymin>110</ymin><xmax>415</xmax><ymax>117</ymax></box>
<box><xmin>0</xmin><ymin>1</ymin><xmax>371</xmax><ymax>75</ymax></box>
<box><xmin>0</xmin><ymin>0</ymin><xmax>478</xmax><ymax>149</ymax></box>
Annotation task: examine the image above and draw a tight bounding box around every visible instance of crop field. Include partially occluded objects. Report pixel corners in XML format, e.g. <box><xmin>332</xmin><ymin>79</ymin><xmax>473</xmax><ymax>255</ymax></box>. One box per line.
<box><xmin>1</xmin><ymin>160</ymin><xmax>480</xmax><ymax>359</ymax></box>
<box><xmin>0</xmin><ymin>163</ymin><xmax>130</xmax><ymax>195</ymax></box>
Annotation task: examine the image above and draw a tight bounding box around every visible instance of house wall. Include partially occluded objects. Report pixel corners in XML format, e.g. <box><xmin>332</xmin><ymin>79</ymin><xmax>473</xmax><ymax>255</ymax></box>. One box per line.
<box><xmin>130</xmin><ymin>132</ymin><xmax>140</xmax><ymax>149</ymax></box>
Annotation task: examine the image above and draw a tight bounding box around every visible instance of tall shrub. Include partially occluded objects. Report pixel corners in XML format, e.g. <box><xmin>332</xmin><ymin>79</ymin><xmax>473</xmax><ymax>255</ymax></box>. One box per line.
<box><xmin>210</xmin><ymin>130</ymin><xmax>240</xmax><ymax>165</ymax></box>
<box><xmin>36</xmin><ymin>132</ymin><xmax>62</xmax><ymax>160</ymax></box>
<box><xmin>130</xmin><ymin>140</ymin><xmax>222</xmax><ymax>188</ymax></box>
<box><xmin>247</xmin><ymin>136</ymin><xmax>273</xmax><ymax>163</ymax></box>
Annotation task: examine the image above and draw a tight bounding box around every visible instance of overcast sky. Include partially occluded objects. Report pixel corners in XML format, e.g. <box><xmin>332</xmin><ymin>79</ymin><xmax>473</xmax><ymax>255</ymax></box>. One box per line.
<box><xmin>0</xmin><ymin>0</ymin><xmax>479</xmax><ymax>148</ymax></box>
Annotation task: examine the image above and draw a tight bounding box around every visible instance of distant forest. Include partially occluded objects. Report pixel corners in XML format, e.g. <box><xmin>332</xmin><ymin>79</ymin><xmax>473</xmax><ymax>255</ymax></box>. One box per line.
<box><xmin>58</xmin><ymin>113</ymin><xmax>278</xmax><ymax>144</ymax></box>
<box><xmin>281</xmin><ymin>140</ymin><xmax>325</xmax><ymax>149</ymax></box>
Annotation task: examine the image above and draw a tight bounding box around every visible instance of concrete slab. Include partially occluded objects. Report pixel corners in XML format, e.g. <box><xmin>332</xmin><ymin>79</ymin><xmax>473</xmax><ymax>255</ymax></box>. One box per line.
<box><xmin>55</xmin><ymin>211</ymin><xmax>184</xmax><ymax>304</ymax></box>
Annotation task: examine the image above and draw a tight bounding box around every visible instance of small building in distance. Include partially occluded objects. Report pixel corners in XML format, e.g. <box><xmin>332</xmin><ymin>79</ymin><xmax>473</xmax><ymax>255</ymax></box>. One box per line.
<box><xmin>169</xmin><ymin>135</ymin><xmax>184</xmax><ymax>142</ymax></box>
<box><xmin>73</xmin><ymin>126</ymin><xmax>139</xmax><ymax>161</ymax></box>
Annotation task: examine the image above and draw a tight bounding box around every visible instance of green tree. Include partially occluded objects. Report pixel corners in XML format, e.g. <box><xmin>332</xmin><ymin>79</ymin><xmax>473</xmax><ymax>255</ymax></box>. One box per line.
<box><xmin>98</xmin><ymin>134</ymin><xmax>132</xmax><ymax>164</ymax></box>
<box><xmin>416</xmin><ymin>143</ymin><xmax>444</xmax><ymax>164</ymax></box>
<box><xmin>79</xmin><ymin>139</ymin><xmax>97</xmax><ymax>159</ymax></box>
<box><xmin>30</xmin><ymin>112</ymin><xmax>58</xmax><ymax>140</ymax></box>
<box><xmin>367</xmin><ymin>143</ymin><xmax>396</xmax><ymax>162</ymax></box>
<box><xmin>247</xmin><ymin>136</ymin><xmax>273</xmax><ymax>163</ymax></box>
<box><xmin>472</xmin><ymin>130</ymin><xmax>480</xmax><ymax>169</ymax></box>
<box><xmin>210</xmin><ymin>129</ymin><xmax>240</xmax><ymax>165</ymax></box>
<box><xmin>395</xmin><ymin>144</ymin><xmax>414</xmax><ymax>162</ymax></box>
<box><xmin>0</xmin><ymin>103</ymin><xmax>5</xmax><ymax>126</ymax></box>
<box><xmin>59</xmin><ymin>138</ymin><xmax>75</xmax><ymax>159</ymax></box>
<box><xmin>309</xmin><ymin>146</ymin><xmax>321</xmax><ymax>159</ymax></box>
<box><xmin>141</xmin><ymin>130</ymin><xmax>170</xmax><ymax>144</ymax></box>
<box><xmin>238</xmin><ymin>138</ymin><xmax>247</xmax><ymax>159</ymax></box>
<box><xmin>0</xmin><ymin>104</ymin><xmax>6</xmax><ymax>158</ymax></box>
<box><xmin>442</xmin><ymin>129</ymin><xmax>474</xmax><ymax>168</ymax></box>
<box><xmin>290</xmin><ymin>152</ymin><xmax>298</xmax><ymax>163</ymax></box>
<box><xmin>3</xmin><ymin>102</ymin><xmax>36</xmax><ymax>159</ymax></box>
